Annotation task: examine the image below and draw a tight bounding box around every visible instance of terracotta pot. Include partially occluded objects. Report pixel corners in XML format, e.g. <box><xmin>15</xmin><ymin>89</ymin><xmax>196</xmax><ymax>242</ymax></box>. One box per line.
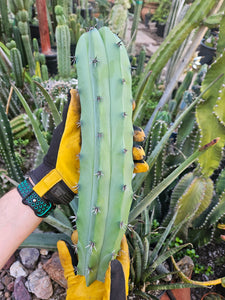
<box><xmin>201</xmin><ymin>292</ymin><xmax>224</xmax><ymax>300</ymax></box>
<box><xmin>160</xmin><ymin>287</ymin><xmax>191</xmax><ymax>300</ymax></box>
<box><xmin>141</xmin><ymin>2</ymin><xmax>159</xmax><ymax>22</ymax></box>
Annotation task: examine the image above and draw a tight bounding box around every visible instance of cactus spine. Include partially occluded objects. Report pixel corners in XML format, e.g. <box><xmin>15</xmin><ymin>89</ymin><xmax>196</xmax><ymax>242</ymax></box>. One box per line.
<box><xmin>55</xmin><ymin>5</ymin><xmax>71</xmax><ymax>78</ymax></box>
<box><xmin>75</xmin><ymin>27</ymin><xmax>133</xmax><ymax>285</ymax></box>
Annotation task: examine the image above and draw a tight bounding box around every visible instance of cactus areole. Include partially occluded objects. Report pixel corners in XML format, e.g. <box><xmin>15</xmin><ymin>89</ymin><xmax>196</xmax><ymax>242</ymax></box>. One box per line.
<box><xmin>75</xmin><ymin>27</ymin><xmax>134</xmax><ymax>286</ymax></box>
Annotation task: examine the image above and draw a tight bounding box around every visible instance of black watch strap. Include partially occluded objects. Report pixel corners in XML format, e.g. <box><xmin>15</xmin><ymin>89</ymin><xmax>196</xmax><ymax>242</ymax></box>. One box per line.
<box><xmin>17</xmin><ymin>179</ymin><xmax>55</xmax><ymax>218</ymax></box>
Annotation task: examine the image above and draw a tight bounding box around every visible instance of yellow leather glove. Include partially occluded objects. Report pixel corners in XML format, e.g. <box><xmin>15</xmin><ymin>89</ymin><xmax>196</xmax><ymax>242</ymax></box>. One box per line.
<box><xmin>57</xmin><ymin>231</ymin><xmax>130</xmax><ymax>300</ymax></box>
<box><xmin>29</xmin><ymin>89</ymin><xmax>81</xmax><ymax>206</ymax></box>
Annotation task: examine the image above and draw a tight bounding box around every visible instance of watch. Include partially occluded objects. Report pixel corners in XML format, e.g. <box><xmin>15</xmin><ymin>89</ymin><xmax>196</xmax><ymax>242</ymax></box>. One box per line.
<box><xmin>17</xmin><ymin>178</ymin><xmax>55</xmax><ymax>217</ymax></box>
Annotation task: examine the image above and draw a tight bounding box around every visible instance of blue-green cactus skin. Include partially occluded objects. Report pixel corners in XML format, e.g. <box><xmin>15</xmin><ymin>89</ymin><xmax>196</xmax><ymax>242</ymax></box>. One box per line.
<box><xmin>75</xmin><ymin>27</ymin><xmax>133</xmax><ymax>286</ymax></box>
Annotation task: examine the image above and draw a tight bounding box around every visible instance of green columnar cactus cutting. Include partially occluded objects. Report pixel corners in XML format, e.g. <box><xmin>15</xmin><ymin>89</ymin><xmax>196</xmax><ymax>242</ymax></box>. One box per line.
<box><xmin>75</xmin><ymin>27</ymin><xmax>133</xmax><ymax>286</ymax></box>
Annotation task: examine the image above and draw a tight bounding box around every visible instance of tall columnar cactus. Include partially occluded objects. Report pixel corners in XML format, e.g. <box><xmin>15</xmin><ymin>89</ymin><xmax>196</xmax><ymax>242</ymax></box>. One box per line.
<box><xmin>75</xmin><ymin>27</ymin><xmax>133</xmax><ymax>285</ymax></box>
<box><xmin>0</xmin><ymin>101</ymin><xmax>24</xmax><ymax>182</ymax></box>
<box><xmin>108</xmin><ymin>0</ymin><xmax>130</xmax><ymax>38</ymax></box>
<box><xmin>0</xmin><ymin>0</ymin><xmax>11</xmax><ymax>40</ymax></box>
<box><xmin>68</xmin><ymin>14</ymin><xmax>84</xmax><ymax>47</ymax></box>
<box><xmin>55</xmin><ymin>5</ymin><xmax>71</xmax><ymax>78</ymax></box>
<box><xmin>8</xmin><ymin>0</ymin><xmax>35</xmax><ymax>74</ymax></box>
<box><xmin>7</xmin><ymin>40</ymin><xmax>24</xmax><ymax>88</ymax></box>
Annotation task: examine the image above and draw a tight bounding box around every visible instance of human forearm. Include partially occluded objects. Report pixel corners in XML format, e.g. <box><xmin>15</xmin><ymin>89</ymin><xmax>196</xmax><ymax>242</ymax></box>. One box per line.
<box><xmin>0</xmin><ymin>188</ymin><xmax>42</xmax><ymax>269</ymax></box>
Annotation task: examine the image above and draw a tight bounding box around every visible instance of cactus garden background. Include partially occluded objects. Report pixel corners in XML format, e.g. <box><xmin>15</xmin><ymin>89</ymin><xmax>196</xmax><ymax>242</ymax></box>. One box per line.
<box><xmin>1</xmin><ymin>0</ymin><xmax>225</xmax><ymax>299</ymax></box>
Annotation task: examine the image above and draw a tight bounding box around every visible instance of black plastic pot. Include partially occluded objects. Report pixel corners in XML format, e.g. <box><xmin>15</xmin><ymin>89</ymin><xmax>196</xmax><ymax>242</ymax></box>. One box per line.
<box><xmin>70</xmin><ymin>44</ymin><xmax>76</xmax><ymax>64</ymax></box>
<box><xmin>30</xmin><ymin>24</ymin><xmax>40</xmax><ymax>45</ymax></box>
<box><xmin>145</xmin><ymin>13</ymin><xmax>152</xmax><ymax>28</ymax></box>
<box><xmin>156</xmin><ymin>23</ymin><xmax>165</xmax><ymax>37</ymax></box>
<box><xmin>45</xmin><ymin>50</ymin><xmax>57</xmax><ymax>76</ymax></box>
<box><xmin>198</xmin><ymin>39</ymin><xmax>216</xmax><ymax>65</ymax></box>
<box><xmin>80</xmin><ymin>7</ymin><xmax>93</xmax><ymax>19</ymax></box>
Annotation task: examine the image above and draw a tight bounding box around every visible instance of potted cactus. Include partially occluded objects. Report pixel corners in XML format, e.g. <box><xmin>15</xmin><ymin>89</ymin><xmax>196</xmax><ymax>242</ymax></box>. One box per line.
<box><xmin>36</xmin><ymin>0</ymin><xmax>57</xmax><ymax>75</ymax></box>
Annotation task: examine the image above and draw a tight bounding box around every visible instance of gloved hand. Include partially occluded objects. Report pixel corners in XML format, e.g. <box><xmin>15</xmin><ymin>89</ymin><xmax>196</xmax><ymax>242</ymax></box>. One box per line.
<box><xmin>57</xmin><ymin>231</ymin><xmax>130</xmax><ymax>300</ymax></box>
<box><xmin>30</xmin><ymin>89</ymin><xmax>81</xmax><ymax>205</ymax></box>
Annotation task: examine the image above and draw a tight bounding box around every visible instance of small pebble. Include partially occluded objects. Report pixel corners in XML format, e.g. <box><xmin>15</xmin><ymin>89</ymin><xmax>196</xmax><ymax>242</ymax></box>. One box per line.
<box><xmin>10</xmin><ymin>261</ymin><xmax>28</xmax><ymax>278</ymax></box>
<box><xmin>4</xmin><ymin>291</ymin><xmax>10</xmax><ymax>298</ymax></box>
<box><xmin>19</xmin><ymin>248</ymin><xmax>39</xmax><ymax>269</ymax></box>
<box><xmin>40</xmin><ymin>249</ymin><xmax>49</xmax><ymax>256</ymax></box>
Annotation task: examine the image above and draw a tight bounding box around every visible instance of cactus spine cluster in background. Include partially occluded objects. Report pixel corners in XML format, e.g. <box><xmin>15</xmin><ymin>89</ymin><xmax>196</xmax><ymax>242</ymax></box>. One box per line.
<box><xmin>8</xmin><ymin>0</ymin><xmax>35</xmax><ymax>74</ymax></box>
<box><xmin>55</xmin><ymin>5</ymin><xmax>71</xmax><ymax>79</ymax></box>
<box><xmin>75</xmin><ymin>27</ymin><xmax>133</xmax><ymax>285</ymax></box>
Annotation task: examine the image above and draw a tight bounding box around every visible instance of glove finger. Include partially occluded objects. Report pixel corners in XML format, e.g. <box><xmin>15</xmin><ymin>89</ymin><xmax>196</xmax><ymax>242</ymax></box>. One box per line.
<box><xmin>110</xmin><ymin>260</ymin><xmax>126</xmax><ymax>300</ymax></box>
<box><xmin>56</xmin><ymin>89</ymin><xmax>81</xmax><ymax>193</ymax></box>
<box><xmin>42</xmin><ymin>91</ymin><xmax>72</xmax><ymax>169</ymax></box>
<box><xmin>133</xmin><ymin>125</ymin><xmax>145</xmax><ymax>142</ymax></box>
<box><xmin>133</xmin><ymin>145</ymin><xmax>146</xmax><ymax>161</ymax></box>
<box><xmin>116</xmin><ymin>235</ymin><xmax>130</xmax><ymax>296</ymax></box>
<box><xmin>134</xmin><ymin>160</ymin><xmax>149</xmax><ymax>173</ymax></box>
<box><xmin>57</xmin><ymin>240</ymin><xmax>78</xmax><ymax>281</ymax></box>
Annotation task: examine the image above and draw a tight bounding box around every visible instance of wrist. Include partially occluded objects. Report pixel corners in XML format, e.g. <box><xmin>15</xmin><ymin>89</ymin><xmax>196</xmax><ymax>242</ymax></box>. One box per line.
<box><xmin>17</xmin><ymin>178</ymin><xmax>55</xmax><ymax>218</ymax></box>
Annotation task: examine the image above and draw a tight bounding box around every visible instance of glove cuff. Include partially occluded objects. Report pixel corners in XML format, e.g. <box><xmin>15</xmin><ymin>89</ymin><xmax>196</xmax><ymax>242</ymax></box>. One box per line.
<box><xmin>30</xmin><ymin>165</ymin><xmax>75</xmax><ymax>205</ymax></box>
<box><xmin>42</xmin><ymin>179</ymin><xmax>75</xmax><ymax>205</ymax></box>
<box><xmin>29</xmin><ymin>163</ymin><xmax>52</xmax><ymax>184</ymax></box>
<box><xmin>17</xmin><ymin>178</ymin><xmax>55</xmax><ymax>218</ymax></box>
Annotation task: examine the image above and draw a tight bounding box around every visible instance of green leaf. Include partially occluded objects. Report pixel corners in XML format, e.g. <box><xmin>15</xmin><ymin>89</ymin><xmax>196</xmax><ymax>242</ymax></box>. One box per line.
<box><xmin>12</xmin><ymin>85</ymin><xmax>49</xmax><ymax>154</ymax></box>
<box><xmin>20</xmin><ymin>232</ymin><xmax>71</xmax><ymax>250</ymax></box>
<box><xmin>147</xmin><ymin>243</ymin><xmax>191</xmax><ymax>277</ymax></box>
<box><xmin>44</xmin><ymin>213</ymin><xmax>73</xmax><ymax>237</ymax></box>
<box><xmin>146</xmin><ymin>283</ymin><xmax>203</xmax><ymax>291</ymax></box>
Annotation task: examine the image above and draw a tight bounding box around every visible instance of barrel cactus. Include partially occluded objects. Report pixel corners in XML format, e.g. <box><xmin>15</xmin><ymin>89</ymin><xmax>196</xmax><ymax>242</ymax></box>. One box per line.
<box><xmin>75</xmin><ymin>27</ymin><xmax>133</xmax><ymax>285</ymax></box>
